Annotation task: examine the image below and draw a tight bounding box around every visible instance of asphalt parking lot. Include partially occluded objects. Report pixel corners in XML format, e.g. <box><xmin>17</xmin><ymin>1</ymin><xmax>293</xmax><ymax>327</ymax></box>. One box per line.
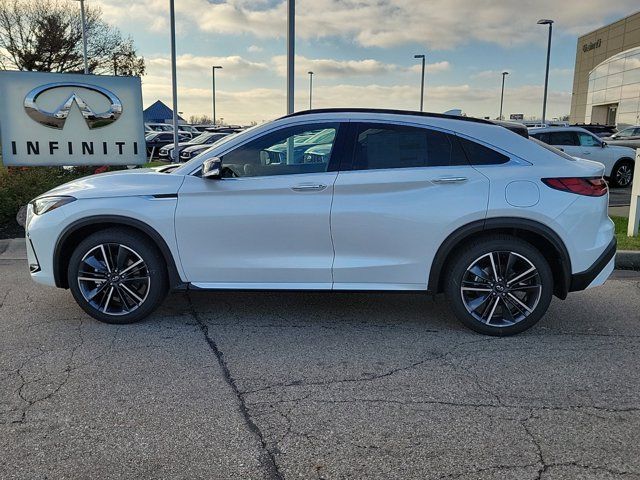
<box><xmin>1</xmin><ymin>255</ymin><xmax>640</xmax><ymax>479</ymax></box>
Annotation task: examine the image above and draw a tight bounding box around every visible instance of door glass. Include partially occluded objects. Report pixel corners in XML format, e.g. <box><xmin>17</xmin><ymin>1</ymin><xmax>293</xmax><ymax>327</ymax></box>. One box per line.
<box><xmin>548</xmin><ymin>131</ymin><xmax>579</xmax><ymax>146</ymax></box>
<box><xmin>577</xmin><ymin>132</ymin><xmax>600</xmax><ymax>147</ymax></box>
<box><xmin>220</xmin><ymin>123</ymin><xmax>339</xmax><ymax>177</ymax></box>
<box><xmin>352</xmin><ymin>124</ymin><xmax>467</xmax><ymax>170</ymax></box>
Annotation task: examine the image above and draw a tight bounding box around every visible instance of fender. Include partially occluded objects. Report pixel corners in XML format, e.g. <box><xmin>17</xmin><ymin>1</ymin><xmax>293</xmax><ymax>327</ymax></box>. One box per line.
<box><xmin>427</xmin><ymin>217</ymin><xmax>572</xmax><ymax>298</ymax></box>
<box><xmin>53</xmin><ymin>215</ymin><xmax>185</xmax><ymax>289</ymax></box>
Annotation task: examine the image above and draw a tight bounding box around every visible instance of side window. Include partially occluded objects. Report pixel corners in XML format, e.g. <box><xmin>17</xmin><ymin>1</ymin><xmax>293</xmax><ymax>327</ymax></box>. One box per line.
<box><xmin>531</xmin><ymin>132</ymin><xmax>550</xmax><ymax>144</ymax></box>
<box><xmin>548</xmin><ymin>131</ymin><xmax>578</xmax><ymax>146</ymax></box>
<box><xmin>352</xmin><ymin>124</ymin><xmax>467</xmax><ymax>170</ymax></box>
<box><xmin>220</xmin><ymin>123</ymin><xmax>339</xmax><ymax>178</ymax></box>
<box><xmin>457</xmin><ymin>137</ymin><xmax>510</xmax><ymax>165</ymax></box>
<box><xmin>577</xmin><ymin>132</ymin><xmax>600</xmax><ymax>147</ymax></box>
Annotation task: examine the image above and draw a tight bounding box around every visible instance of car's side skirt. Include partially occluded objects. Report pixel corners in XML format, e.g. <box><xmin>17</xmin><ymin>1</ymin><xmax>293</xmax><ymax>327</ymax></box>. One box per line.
<box><xmin>188</xmin><ymin>282</ymin><xmax>426</xmax><ymax>291</ymax></box>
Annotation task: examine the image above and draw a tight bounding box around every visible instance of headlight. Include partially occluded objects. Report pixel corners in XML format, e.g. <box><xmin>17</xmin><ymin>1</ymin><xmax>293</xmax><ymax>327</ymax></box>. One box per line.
<box><xmin>31</xmin><ymin>196</ymin><xmax>76</xmax><ymax>215</ymax></box>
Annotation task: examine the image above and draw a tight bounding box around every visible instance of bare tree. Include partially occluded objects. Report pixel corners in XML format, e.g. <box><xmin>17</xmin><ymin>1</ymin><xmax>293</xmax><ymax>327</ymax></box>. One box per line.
<box><xmin>188</xmin><ymin>114</ymin><xmax>213</xmax><ymax>125</ymax></box>
<box><xmin>0</xmin><ymin>0</ymin><xmax>144</xmax><ymax>75</ymax></box>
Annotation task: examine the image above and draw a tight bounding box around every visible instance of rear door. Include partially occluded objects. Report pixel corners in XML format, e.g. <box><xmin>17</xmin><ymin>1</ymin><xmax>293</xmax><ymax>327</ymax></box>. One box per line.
<box><xmin>330</xmin><ymin>121</ymin><xmax>490</xmax><ymax>290</ymax></box>
<box><xmin>548</xmin><ymin>131</ymin><xmax>581</xmax><ymax>157</ymax></box>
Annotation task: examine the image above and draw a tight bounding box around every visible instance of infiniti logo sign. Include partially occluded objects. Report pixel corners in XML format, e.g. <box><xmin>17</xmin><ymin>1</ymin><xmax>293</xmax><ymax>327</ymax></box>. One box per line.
<box><xmin>24</xmin><ymin>82</ymin><xmax>123</xmax><ymax>130</ymax></box>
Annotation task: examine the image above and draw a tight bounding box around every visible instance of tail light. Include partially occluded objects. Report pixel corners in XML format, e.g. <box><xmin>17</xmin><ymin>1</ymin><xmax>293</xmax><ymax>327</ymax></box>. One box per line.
<box><xmin>541</xmin><ymin>177</ymin><xmax>608</xmax><ymax>197</ymax></box>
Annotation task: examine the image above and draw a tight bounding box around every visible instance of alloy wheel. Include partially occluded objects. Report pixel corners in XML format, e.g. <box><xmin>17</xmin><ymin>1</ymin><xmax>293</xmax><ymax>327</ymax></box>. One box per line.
<box><xmin>616</xmin><ymin>164</ymin><xmax>633</xmax><ymax>187</ymax></box>
<box><xmin>77</xmin><ymin>243</ymin><xmax>151</xmax><ymax>316</ymax></box>
<box><xmin>460</xmin><ymin>251</ymin><xmax>542</xmax><ymax>327</ymax></box>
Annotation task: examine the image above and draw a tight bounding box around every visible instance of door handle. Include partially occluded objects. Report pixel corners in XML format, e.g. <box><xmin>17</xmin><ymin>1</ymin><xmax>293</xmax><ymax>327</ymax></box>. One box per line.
<box><xmin>432</xmin><ymin>176</ymin><xmax>468</xmax><ymax>184</ymax></box>
<box><xmin>291</xmin><ymin>183</ymin><xmax>327</xmax><ymax>192</ymax></box>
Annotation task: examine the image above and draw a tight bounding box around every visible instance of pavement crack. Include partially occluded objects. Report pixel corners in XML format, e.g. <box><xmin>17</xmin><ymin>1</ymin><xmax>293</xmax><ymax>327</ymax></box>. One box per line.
<box><xmin>186</xmin><ymin>293</ymin><xmax>284</xmax><ymax>480</ymax></box>
<box><xmin>242</xmin><ymin>337</ymin><xmax>497</xmax><ymax>396</ymax></box>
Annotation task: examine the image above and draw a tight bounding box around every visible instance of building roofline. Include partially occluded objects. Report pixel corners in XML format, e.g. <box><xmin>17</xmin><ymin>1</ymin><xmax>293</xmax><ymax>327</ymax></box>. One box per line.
<box><xmin>578</xmin><ymin>9</ymin><xmax>640</xmax><ymax>39</ymax></box>
<box><xmin>280</xmin><ymin>108</ymin><xmax>494</xmax><ymax>125</ymax></box>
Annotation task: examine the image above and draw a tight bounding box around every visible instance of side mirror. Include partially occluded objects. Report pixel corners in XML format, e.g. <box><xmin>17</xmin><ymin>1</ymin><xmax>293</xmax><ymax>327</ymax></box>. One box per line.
<box><xmin>601</xmin><ymin>141</ymin><xmax>607</xmax><ymax>148</ymax></box>
<box><xmin>202</xmin><ymin>157</ymin><xmax>222</xmax><ymax>179</ymax></box>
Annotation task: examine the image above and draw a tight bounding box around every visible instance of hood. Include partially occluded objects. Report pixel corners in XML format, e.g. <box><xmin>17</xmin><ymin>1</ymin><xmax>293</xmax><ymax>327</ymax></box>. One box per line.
<box><xmin>607</xmin><ymin>144</ymin><xmax>636</xmax><ymax>157</ymax></box>
<box><xmin>43</xmin><ymin>169</ymin><xmax>184</xmax><ymax>200</ymax></box>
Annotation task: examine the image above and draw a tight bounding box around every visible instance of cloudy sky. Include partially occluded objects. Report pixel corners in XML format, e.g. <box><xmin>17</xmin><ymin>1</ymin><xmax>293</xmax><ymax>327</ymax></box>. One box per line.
<box><xmin>93</xmin><ymin>0</ymin><xmax>639</xmax><ymax>124</ymax></box>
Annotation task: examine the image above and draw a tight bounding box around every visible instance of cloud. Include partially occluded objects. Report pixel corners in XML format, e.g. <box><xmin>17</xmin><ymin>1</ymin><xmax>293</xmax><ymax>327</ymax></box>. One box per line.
<box><xmin>551</xmin><ymin>68</ymin><xmax>574</xmax><ymax>76</ymax></box>
<box><xmin>408</xmin><ymin>61</ymin><xmax>452</xmax><ymax>74</ymax></box>
<box><xmin>95</xmin><ymin>0</ymin><xmax>640</xmax><ymax>49</ymax></box>
<box><xmin>471</xmin><ymin>69</ymin><xmax>512</xmax><ymax>80</ymax></box>
<box><xmin>248</xmin><ymin>45</ymin><xmax>264</xmax><ymax>53</ymax></box>
<box><xmin>270</xmin><ymin>56</ymin><xmax>450</xmax><ymax>78</ymax></box>
<box><xmin>141</xmin><ymin>81</ymin><xmax>570</xmax><ymax>125</ymax></box>
<box><xmin>145</xmin><ymin>54</ymin><xmax>269</xmax><ymax>78</ymax></box>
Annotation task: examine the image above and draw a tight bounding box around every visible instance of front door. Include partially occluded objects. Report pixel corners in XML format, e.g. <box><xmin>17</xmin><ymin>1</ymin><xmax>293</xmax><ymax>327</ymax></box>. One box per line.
<box><xmin>175</xmin><ymin>122</ymin><xmax>344</xmax><ymax>288</ymax></box>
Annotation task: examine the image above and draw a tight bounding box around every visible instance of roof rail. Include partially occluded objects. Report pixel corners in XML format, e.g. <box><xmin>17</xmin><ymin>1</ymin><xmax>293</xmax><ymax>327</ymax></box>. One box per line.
<box><xmin>280</xmin><ymin>108</ymin><xmax>494</xmax><ymax>125</ymax></box>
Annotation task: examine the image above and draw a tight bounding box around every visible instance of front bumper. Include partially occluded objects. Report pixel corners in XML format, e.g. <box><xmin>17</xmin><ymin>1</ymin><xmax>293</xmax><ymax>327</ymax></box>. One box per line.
<box><xmin>569</xmin><ymin>237</ymin><xmax>617</xmax><ymax>292</ymax></box>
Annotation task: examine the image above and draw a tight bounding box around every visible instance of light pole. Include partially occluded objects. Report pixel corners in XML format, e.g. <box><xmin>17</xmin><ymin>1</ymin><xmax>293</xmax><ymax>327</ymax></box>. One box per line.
<box><xmin>499</xmin><ymin>71</ymin><xmax>509</xmax><ymax>120</ymax></box>
<box><xmin>414</xmin><ymin>54</ymin><xmax>426</xmax><ymax>112</ymax></box>
<box><xmin>72</xmin><ymin>0</ymin><xmax>89</xmax><ymax>74</ymax></box>
<box><xmin>212</xmin><ymin>65</ymin><xmax>223</xmax><ymax>125</ymax></box>
<box><xmin>308</xmin><ymin>71</ymin><xmax>313</xmax><ymax>110</ymax></box>
<box><xmin>538</xmin><ymin>19</ymin><xmax>554</xmax><ymax>124</ymax></box>
<box><xmin>286</xmin><ymin>0</ymin><xmax>295</xmax><ymax>114</ymax></box>
<box><xmin>169</xmin><ymin>0</ymin><xmax>180</xmax><ymax>159</ymax></box>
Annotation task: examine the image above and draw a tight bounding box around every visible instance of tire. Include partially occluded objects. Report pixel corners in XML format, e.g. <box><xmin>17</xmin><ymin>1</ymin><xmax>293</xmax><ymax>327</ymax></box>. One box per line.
<box><xmin>610</xmin><ymin>159</ymin><xmax>634</xmax><ymax>188</ymax></box>
<box><xmin>67</xmin><ymin>228</ymin><xmax>168</xmax><ymax>324</ymax></box>
<box><xmin>444</xmin><ymin>235</ymin><xmax>553</xmax><ymax>336</ymax></box>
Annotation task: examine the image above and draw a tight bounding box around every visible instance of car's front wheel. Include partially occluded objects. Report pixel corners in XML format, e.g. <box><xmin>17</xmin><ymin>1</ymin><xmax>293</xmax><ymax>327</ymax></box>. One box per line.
<box><xmin>445</xmin><ymin>235</ymin><xmax>553</xmax><ymax>336</ymax></box>
<box><xmin>67</xmin><ymin>228</ymin><xmax>168</xmax><ymax>324</ymax></box>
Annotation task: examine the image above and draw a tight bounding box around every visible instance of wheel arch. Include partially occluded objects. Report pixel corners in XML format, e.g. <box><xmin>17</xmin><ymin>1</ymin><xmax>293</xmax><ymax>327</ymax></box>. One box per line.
<box><xmin>54</xmin><ymin>215</ymin><xmax>185</xmax><ymax>290</ymax></box>
<box><xmin>428</xmin><ymin>217</ymin><xmax>572</xmax><ymax>299</ymax></box>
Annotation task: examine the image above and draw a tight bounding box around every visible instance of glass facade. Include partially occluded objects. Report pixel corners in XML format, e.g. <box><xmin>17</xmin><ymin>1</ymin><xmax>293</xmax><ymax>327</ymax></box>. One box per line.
<box><xmin>585</xmin><ymin>46</ymin><xmax>640</xmax><ymax>127</ymax></box>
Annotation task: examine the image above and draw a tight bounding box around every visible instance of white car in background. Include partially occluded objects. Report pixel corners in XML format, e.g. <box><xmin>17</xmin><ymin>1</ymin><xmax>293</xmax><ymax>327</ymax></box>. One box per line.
<box><xmin>529</xmin><ymin>126</ymin><xmax>636</xmax><ymax>187</ymax></box>
<box><xmin>26</xmin><ymin>109</ymin><xmax>616</xmax><ymax>336</ymax></box>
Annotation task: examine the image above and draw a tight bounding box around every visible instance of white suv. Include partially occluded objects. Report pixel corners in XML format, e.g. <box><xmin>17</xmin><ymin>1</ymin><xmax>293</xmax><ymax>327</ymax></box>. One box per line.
<box><xmin>529</xmin><ymin>126</ymin><xmax>636</xmax><ymax>188</ymax></box>
<box><xmin>25</xmin><ymin>109</ymin><xmax>616</xmax><ymax>336</ymax></box>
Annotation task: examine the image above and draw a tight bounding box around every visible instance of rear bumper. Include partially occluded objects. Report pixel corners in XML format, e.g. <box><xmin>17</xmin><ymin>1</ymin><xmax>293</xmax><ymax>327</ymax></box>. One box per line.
<box><xmin>569</xmin><ymin>237</ymin><xmax>616</xmax><ymax>292</ymax></box>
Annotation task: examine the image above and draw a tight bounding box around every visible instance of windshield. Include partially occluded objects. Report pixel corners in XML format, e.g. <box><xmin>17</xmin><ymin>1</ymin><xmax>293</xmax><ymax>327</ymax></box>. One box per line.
<box><xmin>188</xmin><ymin>132</ymin><xmax>217</xmax><ymax>145</ymax></box>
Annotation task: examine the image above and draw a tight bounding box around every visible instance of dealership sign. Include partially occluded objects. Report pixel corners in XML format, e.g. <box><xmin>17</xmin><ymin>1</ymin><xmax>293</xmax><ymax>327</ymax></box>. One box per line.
<box><xmin>582</xmin><ymin>38</ymin><xmax>602</xmax><ymax>53</ymax></box>
<box><xmin>0</xmin><ymin>71</ymin><xmax>146</xmax><ymax>166</ymax></box>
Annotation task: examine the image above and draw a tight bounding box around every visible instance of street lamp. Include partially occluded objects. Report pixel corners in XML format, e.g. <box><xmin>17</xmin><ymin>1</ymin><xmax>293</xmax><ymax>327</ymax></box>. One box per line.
<box><xmin>308</xmin><ymin>71</ymin><xmax>314</xmax><ymax>110</ymax></box>
<box><xmin>72</xmin><ymin>0</ymin><xmax>89</xmax><ymax>74</ymax></box>
<box><xmin>499</xmin><ymin>71</ymin><xmax>509</xmax><ymax>120</ymax></box>
<box><xmin>169</xmin><ymin>0</ymin><xmax>180</xmax><ymax>159</ymax></box>
<box><xmin>212</xmin><ymin>65</ymin><xmax>223</xmax><ymax>125</ymax></box>
<box><xmin>286</xmin><ymin>0</ymin><xmax>295</xmax><ymax>114</ymax></box>
<box><xmin>538</xmin><ymin>19</ymin><xmax>554</xmax><ymax>124</ymax></box>
<box><xmin>414</xmin><ymin>54</ymin><xmax>426</xmax><ymax>112</ymax></box>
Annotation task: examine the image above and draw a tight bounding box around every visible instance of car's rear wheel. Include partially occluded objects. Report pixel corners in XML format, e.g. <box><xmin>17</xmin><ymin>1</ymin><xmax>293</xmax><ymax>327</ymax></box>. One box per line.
<box><xmin>611</xmin><ymin>159</ymin><xmax>634</xmax><ymax>188</ymax></box>
<box><xmin>445</xmin><ymin>235</ymin><xmax>553</xmax><ymax>336</ymax></box>
<box><xmin>67</xmin><ymin>228</ymin><xmax>168</xmax><ymax>324</ymax></box>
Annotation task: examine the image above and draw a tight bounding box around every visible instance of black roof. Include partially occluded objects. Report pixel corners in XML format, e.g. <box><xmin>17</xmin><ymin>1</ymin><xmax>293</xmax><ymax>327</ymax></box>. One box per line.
<box><xmin>282</xmin><ymin>108</ymin><xmax>494</xmax><ymax>125</ymax></box>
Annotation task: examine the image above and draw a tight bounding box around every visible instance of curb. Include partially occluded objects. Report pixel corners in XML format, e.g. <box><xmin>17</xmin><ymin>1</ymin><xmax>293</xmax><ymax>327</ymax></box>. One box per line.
<box><xmin>615</xmin><ymin>250</ymin><xmax>640</xmax><ymax>271</ymax></box>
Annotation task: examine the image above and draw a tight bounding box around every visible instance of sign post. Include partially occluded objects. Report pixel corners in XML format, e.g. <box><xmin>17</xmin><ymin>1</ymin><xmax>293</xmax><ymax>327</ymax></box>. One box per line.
<box><xmin>0</xmin><ymin>71</ymin><xmax>146</xmax><ymax>166</ymax></box>
<box><xmin>628</xmin><ymin>149</ymin><xmax>640</xmax><ymax>237</ymax></box>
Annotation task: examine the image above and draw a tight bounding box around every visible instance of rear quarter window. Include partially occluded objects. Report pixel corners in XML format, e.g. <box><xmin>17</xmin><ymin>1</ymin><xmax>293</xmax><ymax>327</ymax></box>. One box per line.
<box><xmin>457</xmin><ymin>137</ymin><xmax>510</xmax><ymax>165</ymax></box>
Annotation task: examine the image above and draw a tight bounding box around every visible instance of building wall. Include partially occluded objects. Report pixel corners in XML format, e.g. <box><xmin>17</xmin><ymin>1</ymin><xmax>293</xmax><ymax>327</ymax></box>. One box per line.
<box><xmin>570</xmin><ymin>11</ymin><xmax>640</xmax><ymax>124</ymax></box>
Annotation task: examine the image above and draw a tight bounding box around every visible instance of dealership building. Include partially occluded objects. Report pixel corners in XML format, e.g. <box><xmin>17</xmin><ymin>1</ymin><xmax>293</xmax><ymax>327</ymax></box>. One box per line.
<box><xmin>570</xmin><ymin>11</ymin><xmax>640</xmax><ymax>127</ymax></box>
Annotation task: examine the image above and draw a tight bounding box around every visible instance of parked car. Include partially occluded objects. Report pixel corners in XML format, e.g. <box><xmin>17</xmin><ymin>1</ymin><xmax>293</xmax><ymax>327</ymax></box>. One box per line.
<box><xmin>604</xmin><ymin>126</ymin><xmax>640</xmax><ymax>149</ymax></box>
<box><xmin>263</xmin><ymin>127</ymin><xmax>336</xmax><ymax>164</ymax></box>
<box><xmin>571</xmin><ymin>123</ymin><xmax>618</xmax><ymax>138</ymax></box>
<box><xmin>159</xmin><ymin>132</ymin><xmax>230</xmax><ymax>161</ymax></box>
<box><xmin>145</xmin><ymin>132</ymin><xmax>190</xmax><ymax>159</ymax></box>
<box><xmin>529</xmin><ymin>126</ymin><xmax>635</xmax><ymax>187</ymax></box>
<box><xmin>144</xmin><ymin>122</ymin><xmax>174</xmax><ymax>133</ymax></box>
<box><xmin>26</xmin><ymin>108</ymin><xmax>615</xmax><ymax>336</ymax></box>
